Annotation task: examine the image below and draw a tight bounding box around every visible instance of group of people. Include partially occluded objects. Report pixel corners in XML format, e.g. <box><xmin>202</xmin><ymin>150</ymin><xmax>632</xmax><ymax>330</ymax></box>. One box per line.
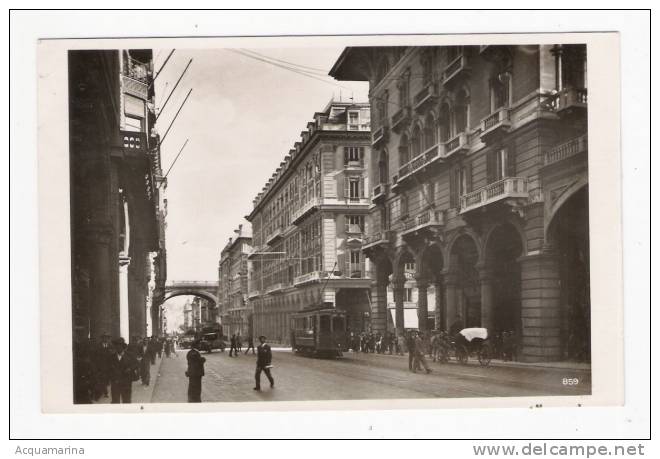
<box><xmin>228</xmin><ymin>333</ymin><xmax>255</xmax><ymax>356</ymax></box>
<box><xmin>73</xmin><ymin>334</ymin><xmax>176</xmax><ymax>404</ymax></box>
<box><xmin>349</xmin><ymin>331</ymin><xmax>401</xmax><ymax>355</ymax></box>
<box><xmin>186</xmin><ymin>335</ymin><xmax>274</xmax><ymax>402</ymax></box>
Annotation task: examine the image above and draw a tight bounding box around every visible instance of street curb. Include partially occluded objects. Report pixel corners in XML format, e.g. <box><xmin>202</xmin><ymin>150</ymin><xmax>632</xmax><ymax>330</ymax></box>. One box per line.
<box><xmin>142</xmin><ymin>354</ymin><xmax>166</xmax><ymax>403</ymax></box>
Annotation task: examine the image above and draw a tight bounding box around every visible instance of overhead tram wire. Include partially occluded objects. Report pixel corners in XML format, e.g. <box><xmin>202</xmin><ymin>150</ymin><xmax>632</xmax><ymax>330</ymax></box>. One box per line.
<box><xmin>162</xmin><ymin>138</ymin><xmax>190</xmax><ymax>181</ymax></box>
<box><xmin>238</xmin><ymin>48</ymin><xmax>330</xmax><ymax>74</ymax></box>
<box><xmin>159</xmin><ymin>88</ymin><xmax>193</xmax><ymax>147</ymax></box>
<box><xmin>156</xmin><ymin>58</ymin><xmax>193</xmax><ymax>121</ymax></box>
<box><xmin>154</xmin><ymin>49</ymin><xmax>175</xmax><ymax>82</ymax></box>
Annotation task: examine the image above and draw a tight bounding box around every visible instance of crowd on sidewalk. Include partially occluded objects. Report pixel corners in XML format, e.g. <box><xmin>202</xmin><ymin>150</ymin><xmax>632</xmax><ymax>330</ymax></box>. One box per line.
<box><xmin>73</xmin><ymin>334</ymin><xmax>178</xmax><ymax>404</ymax></box>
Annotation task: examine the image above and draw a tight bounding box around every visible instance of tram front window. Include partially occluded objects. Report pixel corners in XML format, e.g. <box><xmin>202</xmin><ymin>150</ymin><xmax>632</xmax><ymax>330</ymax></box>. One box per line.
<box><xmin>332</xmin><ymin>316</ymin><xmax>345</xmax><ymax>333</ymax></box>
<box><xmin>320</xmin><ymin>315</ymin><xmax>331</xmax><ymax>332</ymax></box>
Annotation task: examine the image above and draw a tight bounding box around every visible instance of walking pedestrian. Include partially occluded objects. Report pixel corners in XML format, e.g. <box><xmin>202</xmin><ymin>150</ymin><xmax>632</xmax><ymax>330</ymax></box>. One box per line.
<box><xmin>229</xmin><ymin>334</ymin><xmax>237</xmax><ymax>357</ymax></box>
<box><xmin>94</xmin><ymin>332</ymin><xmax>113</xmax><ymax>399</ymax></box>
<box><xmin>186</xmin><ymin>340</ymin><xmax>206</xmax><ymax>403</ymax></box>
<box><xmin>148</xmin><ymin>336</ymin><xmax>158</xmax><ymax>364</ymax></box>
<box><xmin>253</xmin><ymin>335</ymin><xmax>274</xmax><ymax>391</ymax></box>
<box><xmin>412</xmin><ymin>331</ymin><xmax>432</xmax><ymax>374</ymax></box>
<box><xmin>138</xmin><ymin>338</ymin><xmax>152</xmax><ymax>386</ymax></box>
<box><xmin>406</xmin><ymin>332</ymin><xmax>416</xmax><ymax>371</ymax></box>
<box><xmin>109</xmin><ymin>338</ymin><xmax>138</xmax><ymax>404</ymax></box>
<box><xmin>245</xmin><ymin>335</ymin><xmax>256</xmax><ymax>354</ymax></box>
<box><xmin>236</xmin><ymin>334</ymin><xmax>243</xmax><ymax>353</ymax></box>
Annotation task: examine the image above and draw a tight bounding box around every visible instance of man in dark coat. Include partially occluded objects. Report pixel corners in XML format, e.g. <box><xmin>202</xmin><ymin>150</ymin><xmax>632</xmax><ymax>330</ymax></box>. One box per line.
<box><xmin>244</xmin><ymin>335</ymin><xmax>256</xmax><ymax>354</ymax></box>
<box><xmin>253</xmin><ymin>335</ymin><xmax>274</xmax><ymax>391</ymax></box>
<box><xmin>186</xmin><ymin>340</ymin><xmax>206</xmax><ymax>402</ymax></box>
<box><xmin>229</xmin><ymin>333</ymin><xmax>237</xmax><ymax>357</ymax></box>
<box><xmin>109</xmin><ymin>338</ymin><xmax>138</xmax><ymax>403</ymax></box>
<box><xmin>138</xmin><ymin>338</ymin><xmax>152</xmax><ymax>385</ymax></box>
<box><xmin>93</xmin><ymin>332</ymin><xmax>113</xmax><ymax>399</ymax></box>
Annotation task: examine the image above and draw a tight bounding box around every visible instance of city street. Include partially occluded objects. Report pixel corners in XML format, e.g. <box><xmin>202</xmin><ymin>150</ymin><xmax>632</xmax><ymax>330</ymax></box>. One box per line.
<box><xmin>150</xmin><ymin>348</ymin><xmax>591</xmax><ymax>403</ymax></box>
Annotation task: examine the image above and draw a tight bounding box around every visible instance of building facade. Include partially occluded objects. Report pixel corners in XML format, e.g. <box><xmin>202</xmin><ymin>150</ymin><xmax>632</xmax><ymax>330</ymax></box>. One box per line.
<box><xmin>218</xmin><ymin>224</ymin><xmax>253</xmax><ymax>337</ymax></box>
<box><xmin>247</xmin><ymin>101</ymin><xmax>372</xmax><ymax>344</ymax></box>
<box><xmin>330</xmin><ymin>45</ymin><xmax>589</xmax><ymax>362</ymax></box>
<box><xmin>69</xmin><ymin>49</ymin><xmax>167</xmax><ymax>343</ymax></box>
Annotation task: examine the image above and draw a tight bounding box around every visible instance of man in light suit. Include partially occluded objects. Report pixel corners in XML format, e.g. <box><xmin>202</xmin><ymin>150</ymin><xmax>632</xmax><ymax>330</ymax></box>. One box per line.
<box><xmin>253</xmin><ymin>335</ymin><xmax>274</xmax><ymax>391</ymax></box>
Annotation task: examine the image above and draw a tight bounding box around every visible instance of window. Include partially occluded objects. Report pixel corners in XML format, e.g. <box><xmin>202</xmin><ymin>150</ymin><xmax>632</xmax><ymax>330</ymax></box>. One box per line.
<box><xmin>399</xmin><ymin>135</ymin><xmax>410</xmax><ymax>166</ymax></box>
<box><xmin>404</xmin><ymin>288</ymin><xmax>413</xmax><ymax>302</ymax></box>
<box><xmin>421</xmin><ymin>49</ymin><xmax>434</xmax><ymax>86</ymax></box>
<box><xmin>400</xmin><ymin>193</ymin><xmax>409</xmax><ymax>218</ymax></box>
<box><xmin>411</xmin><ymin>124</ymin><xmax>423</xmax><ymax>157</ymax></box>
<box><xmin>378</xmin><ymin>150</ymin><xmax>389</xmax><ymax>184</ymax></box>
<box><xmin>487</xmin><ymin>148</ymin><xmax>514</xmax><ymax>183</ymax></box>
<box><xmin>124</xmin><ymin>115</ymin><xmax>143</xmax><ymax>132</ymax></box>
<box><xmin>420</xmin><ymin>182</ymin><xmax>435</xmax><ymax>208</ymax></box>
<box><xmin>490</xmin><ymin>72</ymin><xmax>511</xmax><ymax>111</ymax></box>
<box><xmin>450</xmin><ymin>163</ymin><xmax>472</xmax><ymax>207</ymax></box>
<box><xmin>438</xmin><ymin>103</ymin><xmax>451</xmax><ymax>142</ymax></box>
<box><xmin>423</xmin><ymin>113</ymin><xmax>437</xmax><ymax>149</ymax></box>
<box><xmin>348</xmin><ymin>111</ymin><xmax>360</xmax><ymax>130</ymax></box>
<box><xmin>398</xmin><ymin>69</ymin><xmax>410</xmax><ymax>107</ymax></box>
<box><xmin>345</xmin><ymin>215</ymin><xmax>365</xmax><ymax>234</ymax></box>
<box><xmin>344</xmin><ymin>146</ymin><xmax>364</xmax><ymax>166</ymax></box>
<box><xmin>454</xmin><ymin>89</ymin><xmax>469</xmax><ymax>134</ymax></box>
<box><xmin>349</xmin><ymin>179</ymin><xmax>361</xmax><ymax>201</ymax></box>
<box><xmin>348</xmin><ymin>250</ymin><xmax>363</xmax><ymax>278</ymax></box>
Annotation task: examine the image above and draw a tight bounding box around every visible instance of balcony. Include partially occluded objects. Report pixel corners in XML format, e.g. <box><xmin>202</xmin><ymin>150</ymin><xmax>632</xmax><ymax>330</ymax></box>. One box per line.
<box><xmin>122</xmin><ymin>74</ymin><xmax>149</xmax><ymax>100</ymax></box>
<box><xmin>265</xmin><ymin>227</ymin><xmax>284</xmax><ymax>245</ymax></box>
<box><xmin>291</xmin><ymin>197</ymin><xmax>321</xmax><ymax>225</ymax></box>
<box><xmin>544</xmin><ymin>134</ymin><xmax>588</xmax><ymax>167</ymax></box>
<box><xmin>480</xmin><ymin>108</ymin><xmax>511</xmax><ymax>143</ymax></box>
<box><xmin>460</xmin><ymin>177</ymin><xmax>528</xmax><ymax>214</ymax></box>
<box><xmin>372</xmin><ymin>124</ymin><xmax>388</xmax><ymax>146</ymax></box>
<box><xmin>247</xmin><ymin>289</ymin><xmax>261</xmax><ymax>299</ymax></box>
<box><xmin>344</xmin><ymin>159</ymin><xmax>365</xmax><ymax>169</ymax></box>
<box><xmin>397</xmin><ymin>144</ymin><xmax>442</xmax><ymax>185</ymax></box>
<box><xmin>120</xmin><ymin>131</ymin><xmax>147</xmax><ymax>157</ymax></box>
<box><xmin>371</xmin><ymin>183</ymin><xmax>388</xmax><ymax>203</ymax></box>
<box><xmin>401</xmin><ymin>209</ymin><xmax>444</xmax><ymax>238</ymax></box>
<box><xmin>442</xmin><ymin>54</ymin><xmax>470</xmax><ymax>86</ymax></box>
<box><xmin>553</xmin><ymin>87</ymin><xmax>588</xmax><ymax>115</ymax></box>
<box><xmin>265</xmin><ymin>282</ymin><xmax>284</xmax><ymax>295</ymax></box>
<box><xmin>347</xmin><ymin>123</ymin><xmax>370</xmax><ymax>131</ymax></box>
<box><xmin>294</xmin><ymin>271</ymin><xmax>326</xmax><ymax>286</ymax></box>
<box><xmin>391</xmin><ymin>106</ymin><xmax>412</xmax><ymax>132</ymax></box>
<box><xmin>442</xmin><ymin>132</ymin><xmax>469</xmax><ymax>158</ymax></box>
<box><xmin>413</xmin><ymin>83</ymin><xmax>438</xmax><ymax>112</ymax></box>
<box><xmin>362</xmin><ymin>230</ymin><xmax>396</xmax><ymax>251</ymax></box>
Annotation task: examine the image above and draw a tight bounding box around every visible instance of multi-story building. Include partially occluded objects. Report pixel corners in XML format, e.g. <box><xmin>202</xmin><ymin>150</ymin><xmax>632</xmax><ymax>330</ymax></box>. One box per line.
<box><xmin>247</xmin><ymin>100</ymin><xmax>372</xmax><ymax>344</ymax></box>
<box><xmin>218</xmin><ymin>224</ymin><xmax>253</xmax><ymax>337</ymax></box>
<box><xmin>69</xmin><ymin>49</ymin><xmax>167</xmax><ymax>343</ymax></box>
<box><xmin>183</xmin><ymin>300</ymin><xmax>193</xmax><ymax>330</ymax></box>
<box><xmin>330</xmin><ymin>44</ymin><xmax>589</xmax><ymax>362</ymax></box>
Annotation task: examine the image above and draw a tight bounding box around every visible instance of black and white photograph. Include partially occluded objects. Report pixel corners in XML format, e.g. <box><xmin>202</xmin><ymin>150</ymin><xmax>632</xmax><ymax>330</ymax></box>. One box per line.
<box><xmin>66</xmin><ymin>41</ymin><xmax>594</xmax><ymax>406</ymax></box>
<box><xmin>10</xmin><ymin>6</ymin><xmax>652</xmax><ymax>448</ymax></box>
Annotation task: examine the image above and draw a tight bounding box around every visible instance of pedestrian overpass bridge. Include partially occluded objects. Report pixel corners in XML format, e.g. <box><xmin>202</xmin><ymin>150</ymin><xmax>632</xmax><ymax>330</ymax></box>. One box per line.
<box><xmin>164</xmin><ymin>280</ymin><xmax>218</xmax><ymax>306</ymax></box>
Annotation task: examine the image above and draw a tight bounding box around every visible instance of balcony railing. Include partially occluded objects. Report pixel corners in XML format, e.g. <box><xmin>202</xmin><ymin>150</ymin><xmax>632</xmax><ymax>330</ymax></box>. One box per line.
<box><xmin>442</xmin><ymin>54</ymin><xmax>470</xmax><ymax>85</ymax></box>
<box><xmin>372</xmin><ymin>124</ymin><xmax>388</xmax><ymax>146</ymax></box>
<box><xmin>413</xmin><ymin>83</ymin><xmax>437</xmax><ymax>111</ymax></box>
<box><xmin>247</xmin><ymin>289</ymin><xmax>261</xmax><ymax>299</ymax></box>
<box><xmin>265</xmin><ymin>282</ymin><xmax>284</xmax><ymax>295</ymax></box>
<box><xmin>372</xmin><ymin>183</ymin><xmax>388</xmax><ymax>203</ymax></box>
<box><xmin>344</xmin><ymin>159</ymin><xmax>365</xmax><ymax>169</ymax></box>
<box><xmin>460</xmin><ymin>177</ymin><xmax>528</xmax><ymax>214</ymax></box>
<box><xmin>391</xmin><ymin>106</ymin><xmax>411</xmax><ymax>132</ymax></box>
<box><xmin>124</xmin><ymin>57</ymin><xmax>150</xmax><ymax>84</ymax></box>
<box><xmin>265</xmin><ymin>227</ymin><xmax>284</xmax><ymax>245</ymax></box>
<box><xmin>122</xmin><ymin>75</ymin><xmax>149</xmax><ymax>100</ymax></box>
<box><xmin>401</xmin><ymin>210</ymin><xmax>444</xmax><ymax>237</ymax></box>
<box><xmin>347</xmin><ymin>123</ymin><xmax>371</xmax><ymax>131</ymax></box>
<box><xmin>293</xmin><ymin>271</ymin><xmax>325</xmax><ymax>286</ymax></box>
<box><xmin>552</xmin><ymin>87</ymin><xmax>588</xmax><ymax>113</ymax></box>
<box><xmin>397</xmin><ymin>144</ymin><xmax>441</xmax><ymax>183</ymax></box>
<box><xmin>544</xmin><ymin>134</ymin><xmax>588</xmax><ymax>166</ymax></box>
<box><xmin>480</xmin><ymin>108</ymin><xmax>511</xmax><ymax>141</ymax></box>
<box><xmin>362</xmin><ymin>230</ymin><xmax>395</xmax><ymax>249</ymax></box>
<box><xmin>291</xmin><ymin>197</ymin><xmax>321</xmax><ymax>225</ymax></box>
<box><xmin>442</xmin><ymin>132</ymin><xmax>469</xmax><ymax>157</ymax></box>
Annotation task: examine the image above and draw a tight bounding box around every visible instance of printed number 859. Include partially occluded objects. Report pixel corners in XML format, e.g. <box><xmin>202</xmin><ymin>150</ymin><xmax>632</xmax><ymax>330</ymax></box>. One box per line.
<box><xmin>562</xmin><ymin>378</ymin><xmax>579</xmax><ymax>385</ymax></box>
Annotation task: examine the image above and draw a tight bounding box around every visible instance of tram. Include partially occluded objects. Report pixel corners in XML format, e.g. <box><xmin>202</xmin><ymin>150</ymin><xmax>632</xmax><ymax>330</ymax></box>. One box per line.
<box><xmin>290</xmin><ymin>306</ymin><xmax>349</xmax><ymax>358</ymax></box>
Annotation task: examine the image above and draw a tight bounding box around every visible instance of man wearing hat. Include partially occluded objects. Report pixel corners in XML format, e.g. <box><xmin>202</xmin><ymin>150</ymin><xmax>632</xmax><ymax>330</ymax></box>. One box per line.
<box><xmin>94</xmin><ymin>332</ymin><xmax>113</xmax><ymax>399</ymax></box>
<box><xmin>186</xmin><ymin>340</ymin><xmax>206</xmax><ymax>402</ymax></box>
<box><xmin>254</xmin><ymin>335</ymin><xmax>274</xmax><ymax>391</ymax></box>
<box><xmin>109</xmin><ymin>337</ymin><xmax>138</xmax><ymax>403</ymax></box>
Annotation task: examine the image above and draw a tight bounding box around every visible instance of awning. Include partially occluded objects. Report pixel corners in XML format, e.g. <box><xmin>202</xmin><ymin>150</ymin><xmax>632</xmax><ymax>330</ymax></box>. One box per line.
<box><xmin>389</xmin><ymin>308</ymin><xmax>419</xmax><ymax>329</ymax></box>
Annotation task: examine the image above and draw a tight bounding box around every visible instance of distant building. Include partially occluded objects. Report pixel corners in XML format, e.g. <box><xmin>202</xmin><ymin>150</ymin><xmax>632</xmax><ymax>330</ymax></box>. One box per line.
<box><xmin>218</xmin><ymin>224</ymin><xmax>253</xmax><ymax>337</ymax></box>
<box><xmin>246</xmin><ymin>100</ymin><xmax>372</xmax><ymax>344</ymax></box>
<box><xmin>183</xmin><ymin>300</ymin><xmax>193</xmax><ymax>330</ymax></box>
<box><xmin>331</xmin><ymin>45</ymin><xmax>589</xmax><ymax>362</ymax></box>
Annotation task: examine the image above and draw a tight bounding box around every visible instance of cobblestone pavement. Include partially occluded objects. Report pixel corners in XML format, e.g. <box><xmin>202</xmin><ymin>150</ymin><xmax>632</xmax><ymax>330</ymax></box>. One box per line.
<box><xmin>151</xmin><ymin>348</ymin><xmax>591</xmax><ymax>403</ymax></box>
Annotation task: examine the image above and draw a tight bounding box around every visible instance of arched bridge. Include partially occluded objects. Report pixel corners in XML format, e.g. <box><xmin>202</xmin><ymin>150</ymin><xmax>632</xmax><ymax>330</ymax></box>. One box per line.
<box><xmin>163</xmin><ymin>280</ymin><xmax>218</xmax><ymax>306</ymax></box>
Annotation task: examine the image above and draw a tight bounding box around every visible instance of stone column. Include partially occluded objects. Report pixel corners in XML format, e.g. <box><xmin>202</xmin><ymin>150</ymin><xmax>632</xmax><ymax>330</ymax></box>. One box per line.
<box><xmin>118</xmin><ymin>254</ymin><xmax>131</xmax><ymax>341</ymax></box>
<box><xmin>85</xmin><ymin>225</ymin><xmax>116</xmax><ymax>339</ymax></box>
<box><xmin>518</xmin><ymin>248</ymin><xmax>561</xmax><ymax>362</ymax></box>
<box><xmin>392</xmin><ymin>276</ymin><xmax>405</xmax><ymax>335</ymax></box>
<box><xmin>443</xmin><ymin>270</ymin><xmax>458</xmax><ymax>331</ymax></box>
<box><xmin>415</xmin><ymin>275</ymin><xmax>429</xmax><ymax>332</ymax></box>
<box><xmin>434</xmin><ymin>278</ymin><xmax>445</xmax><ymax>331</ymax></box>
<box><xmin>369</xmin><ymin>266</ymin><xmax>389</xmax><ymax>334</ymax></box>
<box><xmin>478</xmin><ymin>265</ymin><xmax>494</xmax><ymax>330</ymax></box>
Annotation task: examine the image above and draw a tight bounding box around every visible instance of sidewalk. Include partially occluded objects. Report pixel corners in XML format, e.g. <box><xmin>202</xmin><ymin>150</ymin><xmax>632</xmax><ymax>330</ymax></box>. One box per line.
<box><xmin>341</xmin><ymin>349</ymin><xmax>591</xmax><ymax>372</ymax></box>
<box><xmin>94</xmin><ymin>353</ymin><xmax>167</xmax><ymax>405</ymax></box>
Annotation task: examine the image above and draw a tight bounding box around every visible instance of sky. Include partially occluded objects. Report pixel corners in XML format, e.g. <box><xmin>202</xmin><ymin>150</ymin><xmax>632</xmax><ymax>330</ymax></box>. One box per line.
<box><xmin>152</xmin><ymin>47</ymin><xmax>369</xmax><ymax>326</ymax></box>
